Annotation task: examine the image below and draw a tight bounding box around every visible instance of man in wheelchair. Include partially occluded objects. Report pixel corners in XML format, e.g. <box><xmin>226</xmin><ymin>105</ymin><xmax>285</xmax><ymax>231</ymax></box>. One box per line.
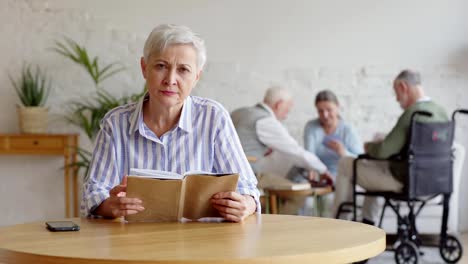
<box><xmin>333</xmin><ymin>69</ymin><xmax>449</xmax><ymax>225</ymax></box>
<box><xmin>333</xmin><ymin>69</ymin><xmax>466</xmax><ymax>263</ymax></box>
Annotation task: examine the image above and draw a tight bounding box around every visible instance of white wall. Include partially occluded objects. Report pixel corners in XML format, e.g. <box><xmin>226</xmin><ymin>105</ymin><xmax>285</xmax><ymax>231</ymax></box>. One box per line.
<box><xmin>1</xmin><ymin>0</ymin><xmax>467</xmax><ymax>229</ymax></box>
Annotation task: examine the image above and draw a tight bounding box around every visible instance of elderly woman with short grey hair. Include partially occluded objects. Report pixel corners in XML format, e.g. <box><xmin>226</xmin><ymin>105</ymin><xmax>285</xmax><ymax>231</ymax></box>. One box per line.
<box><xmin>82</xmin><ymin>24</ymin><xmax>260</xmax><ymax>222</ymax></box>
<box><xmin>304</xmin><ymin>90</ymin><xmax>363</xmax><ymax>179</ymax></box>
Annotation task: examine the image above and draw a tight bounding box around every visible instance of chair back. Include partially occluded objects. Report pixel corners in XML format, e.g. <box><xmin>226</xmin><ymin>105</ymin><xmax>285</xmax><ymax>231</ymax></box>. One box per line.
<box><xmin>407</xmin><ymin>112</ymin><xmax>454</xmax><ymax>198</ymax></box>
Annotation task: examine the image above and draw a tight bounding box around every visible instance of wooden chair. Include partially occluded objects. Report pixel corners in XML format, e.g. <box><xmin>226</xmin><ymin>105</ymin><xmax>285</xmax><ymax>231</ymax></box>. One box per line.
<box><xmin>246</xmin><ymin>156</ymin><xmax>269</xmax><ymax>213</ymax></box>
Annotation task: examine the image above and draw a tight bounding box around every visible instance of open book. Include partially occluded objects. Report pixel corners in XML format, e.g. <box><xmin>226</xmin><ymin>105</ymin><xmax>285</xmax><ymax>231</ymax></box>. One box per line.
<box><xmin>125</xmin><ymin>168</ymin><xmax>239</xmax><ymax>222</ymax></box>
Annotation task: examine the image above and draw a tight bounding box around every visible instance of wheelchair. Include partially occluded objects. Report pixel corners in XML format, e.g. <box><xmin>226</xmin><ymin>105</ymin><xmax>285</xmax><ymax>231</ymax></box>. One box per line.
<box><xmin>336</xmin><ymin>109</ymin><xmax>468</xmax><ymax>264</ymax></box>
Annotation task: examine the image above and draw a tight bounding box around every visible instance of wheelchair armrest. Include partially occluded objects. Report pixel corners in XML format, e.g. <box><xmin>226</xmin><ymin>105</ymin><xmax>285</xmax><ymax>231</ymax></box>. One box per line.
<box><xmin>357</xmin><ymin>154</ymin><xmax>371</xmax><ymax>159</ymax></box>
<box><xmin>356</xmin><ymin>154</ymin><xmax>397</xmax><ymax>161</ymax></box>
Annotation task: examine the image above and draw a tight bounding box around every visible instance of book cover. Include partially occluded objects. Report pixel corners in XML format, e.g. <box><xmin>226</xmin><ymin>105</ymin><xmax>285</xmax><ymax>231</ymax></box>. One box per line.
<box><xmin>125</xmin><ymin>169</ymin><xmax>239</xmax><ymax>222</ymax></box>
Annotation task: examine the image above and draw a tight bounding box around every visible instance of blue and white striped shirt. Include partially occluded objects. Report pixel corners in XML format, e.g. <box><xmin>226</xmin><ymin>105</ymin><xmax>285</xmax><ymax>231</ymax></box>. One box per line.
<box><xmin>81</xmin><ymin>95</ymin><xmax>260</xmax><ymax>216</ymax></box>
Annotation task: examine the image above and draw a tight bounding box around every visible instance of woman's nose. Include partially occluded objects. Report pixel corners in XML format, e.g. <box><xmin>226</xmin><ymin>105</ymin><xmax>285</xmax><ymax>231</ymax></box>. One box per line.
<box><xmin>163</xmin><ymin>70</ymin><xmax>177</xmax><ymax>86</ymax></box>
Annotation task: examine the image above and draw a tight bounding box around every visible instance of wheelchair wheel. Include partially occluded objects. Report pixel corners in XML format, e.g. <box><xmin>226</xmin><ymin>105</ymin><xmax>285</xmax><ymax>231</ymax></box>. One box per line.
<box><xmin>395</xmin><ymin>241</ymin><xmax>419</xmax><ymax>264</ymax></box>
<box><xmin>439</xmin><ymin>235</ymin><xmax>463</xmax><ymax>263</ymax></box>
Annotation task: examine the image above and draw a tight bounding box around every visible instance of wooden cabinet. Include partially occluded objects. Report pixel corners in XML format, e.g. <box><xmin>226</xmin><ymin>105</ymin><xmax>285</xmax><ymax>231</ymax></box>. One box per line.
<box><xmin>0</xmin><ymin>134</ymin><xmax>79</xmax><ymax>217</ymax></box>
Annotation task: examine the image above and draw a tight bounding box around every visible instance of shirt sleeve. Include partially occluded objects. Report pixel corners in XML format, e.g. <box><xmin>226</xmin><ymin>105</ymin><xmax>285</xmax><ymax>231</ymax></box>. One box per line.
<box><xmin>256</xmin><ymin>116</ymin><xmax>327</xmax><ymax>174</ymax></box>
<box><xmin>81</xmin><ymin>118</ymin><xmax>121</xmax><ymax>217</ymax></box>
<box><xmin>303</xmin><ymin>120</ymin><xmax>318</xmax><ymax>153</ymax></box>
<box><xmin>212</xmin><ymin>108</ymin><xmax>261</xmax><ymax>213</ymax></box>
<box><xmin>367</xmin><ymin>112</ymin><xmax>410</xmax><ymax>159</ymax></box>
<box><xmin>343</xmin><ymin>124</ymin><xmax>364</xmax><ymax>157</ymax></box>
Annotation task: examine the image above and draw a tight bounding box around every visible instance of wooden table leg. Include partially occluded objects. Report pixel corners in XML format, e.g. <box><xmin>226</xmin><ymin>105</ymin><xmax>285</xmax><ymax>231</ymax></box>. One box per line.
<box><xmin>71</xmin><ymin>135</ymin><xmax>79</xmax><ymax>217</ymax></box>
<box><xmin>269</xmin><ymin>193</ymin><xmax>278</xmax><ymax>214</ymax></box>
<box><xmin>64</xmin><ymin>148</ymin><xmax>70</xmax><ymax>218</ymax></box>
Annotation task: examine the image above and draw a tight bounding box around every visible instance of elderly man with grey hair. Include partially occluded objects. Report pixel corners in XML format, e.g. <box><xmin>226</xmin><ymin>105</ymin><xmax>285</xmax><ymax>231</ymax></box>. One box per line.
<box><xmin>333</xmin><ymin>69</ymin><xmax>449</xmax><ymax>225</ymax></box>
<box><xmin>231</xmin><ymin>86</ymin><xmax>332</xmax><ymax>214</ymax></box>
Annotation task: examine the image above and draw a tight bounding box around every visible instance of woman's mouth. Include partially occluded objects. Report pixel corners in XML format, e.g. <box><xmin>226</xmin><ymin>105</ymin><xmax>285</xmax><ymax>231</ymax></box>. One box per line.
<box><xmin>160</xmin><ymin>90</ymin><xmax>177</xmax><ymax>96</ymax></box>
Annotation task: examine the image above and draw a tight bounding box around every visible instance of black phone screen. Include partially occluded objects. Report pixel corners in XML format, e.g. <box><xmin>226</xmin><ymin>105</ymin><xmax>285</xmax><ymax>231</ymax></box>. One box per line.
<box><xmin>46</xmin><ymin>221</ymin><xmax>80</xmax><ymax>232</ymax></box>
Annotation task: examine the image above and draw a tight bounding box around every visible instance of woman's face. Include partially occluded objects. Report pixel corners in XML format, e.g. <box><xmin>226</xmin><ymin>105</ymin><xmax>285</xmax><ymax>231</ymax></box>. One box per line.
<box><xmin>141</xmin><ymin>44</ymin><xmax>201</xmax><ymax>109</ymax></box>
<box><xmin>316</xmin><ymin>101</ymin><xmax>339</xmax><ymax>127</ymax></box>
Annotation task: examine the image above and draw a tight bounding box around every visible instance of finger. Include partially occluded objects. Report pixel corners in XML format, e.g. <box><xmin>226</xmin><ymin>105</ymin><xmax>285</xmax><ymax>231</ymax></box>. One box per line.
<box><xmin>118</xmin><ymin>197</ymin><xmax>143</xmax><ymax>205</ymax></box>
<box><xmin>219</xmin><ymin>212</ymin><xmax>241</xmax><ymax>222</ymax></box>
<box><xmin>119</xmin><ymin>203</ymin><xmax>145</xmax><ymax>211</ymax></box>
<box><xmin>212</xmin><ymin>204</ymin><xmax>242</xmax><ymax>216</ymax></box>
<box><xmin>112</xmin><ymin>209</ymin><xmax>140</xmax><ymax>217</ymax></box>
<box><xmin>211</xmin><ymin>198</ymin><xmax>246</xmax><ymax>211</ymax></box>
<box><xmin>212</xmin><ymin>191</ymin><xmax>243</xmax><ymax>201</ymax></box>
<box><xmin>110</xmin><ymin>185</ymin><xmax>126</xmax><ymax>196</ymax></box>
<box><xmin>121</xmin><ymin>175</ymin><xmax>128</xmax><ymax>185</ymax></box>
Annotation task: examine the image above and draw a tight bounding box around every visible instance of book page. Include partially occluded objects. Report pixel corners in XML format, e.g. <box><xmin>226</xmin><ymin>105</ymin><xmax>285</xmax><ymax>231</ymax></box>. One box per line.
<box><xmin>125</xmin><ymin>176</ymin><xmax>183</xmax><ymax>222</ymax></box>
<box><xmin>129</xmin><ymin>168</ymin><xmax>183</xmax><ymax>180</ymax></box>
<box><xmin>183</xmin><ymin>171</ymin><xmax>235</xmax><ymax>176</ymax></box>
<box><xmin>182</xmin><ymin>174</ymin><xmax>239</xmax><ymax>220</ymax></box>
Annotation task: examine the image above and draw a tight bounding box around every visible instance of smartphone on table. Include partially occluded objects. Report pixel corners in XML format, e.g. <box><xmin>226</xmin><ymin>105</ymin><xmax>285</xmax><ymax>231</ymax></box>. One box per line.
<box><xmin>46</xmin><ymin>221</ymin><xmax>80</xmax><ymax>232</ymax></box>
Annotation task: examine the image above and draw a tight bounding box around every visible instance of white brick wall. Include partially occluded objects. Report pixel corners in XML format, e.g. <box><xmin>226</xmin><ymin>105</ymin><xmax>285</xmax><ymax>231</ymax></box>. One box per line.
<box><xmin>1</xmin><ymin>0</ymin><xmax>467</xmax><ymax>230</ymax></box>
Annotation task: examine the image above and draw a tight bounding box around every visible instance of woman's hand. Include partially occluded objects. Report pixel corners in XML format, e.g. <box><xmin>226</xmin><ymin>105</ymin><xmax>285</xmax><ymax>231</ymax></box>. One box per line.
<box><xmin>211</xmin><ymin>192</ymin><xmax>256</xmax><ymax>222</ymax></box>
<box><xmin>93</xmin><ymin>176</ymin><xmax>145</xmax><ymax>218</ymax></box>
<box><xmin>327</xmin><ymin>139</ymin><xmax>346</xmax><ymax>157</ymax></box>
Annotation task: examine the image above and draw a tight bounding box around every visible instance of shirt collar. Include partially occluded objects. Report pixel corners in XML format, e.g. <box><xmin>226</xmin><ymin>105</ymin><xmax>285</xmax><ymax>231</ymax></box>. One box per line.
<box><xmin>258</xmin><ymin>102</ymin><xmax>275</xmax><ymax>117</ymax></box>
<box><xmin>128</xmin><ymin>93</ymin><xmax>193</xmax><ymax>135</ymax></box>
<box><xmin>417</xmin><ymin>96</ymin><xmax>431</xmax><ymax>103</ymax></box>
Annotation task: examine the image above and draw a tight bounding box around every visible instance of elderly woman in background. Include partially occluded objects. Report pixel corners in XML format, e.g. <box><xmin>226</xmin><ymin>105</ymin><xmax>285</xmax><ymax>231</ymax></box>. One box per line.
<box><xmin>303</xmin><ymin>90</ymin><xmax>362</xmax><ymax>217</ymax></box>
<box><xmin>304</xmin><ymin>90</ymin><xmax>363</xmax><ymax>179</ymax></box>
<box><xmin>81</xmin><ymin>24</ymin><xmax>260</xmax><ymax>222</ymax></box>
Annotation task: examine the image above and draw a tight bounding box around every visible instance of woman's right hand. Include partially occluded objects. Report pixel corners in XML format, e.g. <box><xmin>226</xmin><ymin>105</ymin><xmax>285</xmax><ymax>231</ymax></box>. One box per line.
<box><xmin>93</xmin><ymin>176</ymin><xmax>145</xmax><ymax>218</ymax></box>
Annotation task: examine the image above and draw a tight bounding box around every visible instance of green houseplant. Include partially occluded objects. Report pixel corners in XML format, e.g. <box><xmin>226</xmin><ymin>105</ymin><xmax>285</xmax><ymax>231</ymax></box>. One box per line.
<box><xmin>9</xmin><ymin>64</ymin><xmax>52</xmax><ymax>133</ymax></box>
<box><xmin>52</xmin><ymin>37</ymin><xmax>145</xmax><ymax>178</ymax></box>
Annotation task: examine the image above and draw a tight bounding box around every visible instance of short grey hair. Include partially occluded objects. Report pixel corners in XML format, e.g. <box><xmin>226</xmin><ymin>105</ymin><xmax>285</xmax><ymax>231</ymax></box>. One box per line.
<box><xmin>263</xmin><ymin>85</ymin><xmax>292</xmax><ymax>105</ymax></box>
<box><xmin>395</xmin><ymin>69</ymin><xmax>421</xmax><ymax>86</ymax></box>
<box><xmin>143</xmin><ymin>24</ymin><xmax>207</xmax><ymax>70</ymax></box>
<box><xmin>315</xmin><ymin>89</ymin><xmax>339</xmax><ymax>105</ymax></box>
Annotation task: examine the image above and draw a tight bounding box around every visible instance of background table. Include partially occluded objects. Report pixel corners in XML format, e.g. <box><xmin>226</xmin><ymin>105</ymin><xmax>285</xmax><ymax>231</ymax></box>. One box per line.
<box><xmin>265</xmin><ymin>186</ymin><xmax>333</xmax><ymax>215</ymax></box>
<box><xmin>0</xmin><ymin>134</ymin><xmax>79</xmax><ymax>217</ymax></box>
<box><xmin>0</xmin><ymin>214</ymin><xmax>385</xmax><ymax>264</ymax></box>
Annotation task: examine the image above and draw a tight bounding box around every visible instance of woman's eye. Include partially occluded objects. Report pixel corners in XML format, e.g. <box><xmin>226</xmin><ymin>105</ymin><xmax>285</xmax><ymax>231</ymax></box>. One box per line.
<box><xmin>179</xmin><ymin>67</ymin><xmax>190</xmax><ymax>73</ymax></box>
<box><xmin>155</xmin><ymin>63</ymin><xmax>166</xmax><ymax>69</ymax></box>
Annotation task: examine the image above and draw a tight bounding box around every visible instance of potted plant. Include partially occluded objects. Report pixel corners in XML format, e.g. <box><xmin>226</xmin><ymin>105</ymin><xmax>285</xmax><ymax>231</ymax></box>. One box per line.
<box><xmin>9</xmin><ymin>64</ymin><xmax>51</xmax><ymax>133</ymax></box>
<box><xmin>52</xmin><ymin>37</ymin><xmax>145</xmax><ymax>179</ymax></box>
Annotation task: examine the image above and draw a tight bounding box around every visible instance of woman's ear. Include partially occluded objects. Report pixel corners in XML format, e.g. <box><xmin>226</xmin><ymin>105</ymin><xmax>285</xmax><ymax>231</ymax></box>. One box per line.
<box><xmin>195</xmin><ymin>70</ymin><xmax>202</xmax><ymax>81</ymax></box>
<box><xmin>192</xmin><ymin>70</ymin><xmax>202</xmax><ymax>87</ymax></box>
<box><xmin>140</xmin><ymin>57</ymin><xmax>147</xmax><ymax>79</ymax></box>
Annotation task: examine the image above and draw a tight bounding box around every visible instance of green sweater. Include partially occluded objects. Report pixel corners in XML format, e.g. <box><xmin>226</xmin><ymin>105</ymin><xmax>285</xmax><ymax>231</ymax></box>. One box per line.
<box><xmin>367</xmin><ymin>100</ymin><xmax>449</xmax><ymax>182</ymax></box>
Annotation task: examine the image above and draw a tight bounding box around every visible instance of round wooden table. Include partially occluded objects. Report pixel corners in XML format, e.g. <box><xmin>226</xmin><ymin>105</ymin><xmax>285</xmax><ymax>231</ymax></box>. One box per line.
<box><xmin>0</xmin><ymin>214</ymin><xmax>385</xmax><ymax>264</ymax></box>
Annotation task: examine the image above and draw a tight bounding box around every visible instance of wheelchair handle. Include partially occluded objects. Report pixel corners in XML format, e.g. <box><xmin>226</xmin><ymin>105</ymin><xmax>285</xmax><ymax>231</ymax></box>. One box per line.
<box><xmin>452</xmin><ymin>108</ymin><xmax>468</xmax><ymax>121</ymax></box>
<box><xmin>410</xmin><ymin>111</ymin><xmax>432</xmax><ymax>124</ymax></box>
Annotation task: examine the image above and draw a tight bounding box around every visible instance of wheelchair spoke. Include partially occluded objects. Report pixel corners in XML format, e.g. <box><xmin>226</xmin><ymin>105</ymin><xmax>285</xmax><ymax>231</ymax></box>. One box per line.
<box><xmin>439</xmin><ymin>235</ymin><xmax>463</xmax><ymax>263</ymax></box>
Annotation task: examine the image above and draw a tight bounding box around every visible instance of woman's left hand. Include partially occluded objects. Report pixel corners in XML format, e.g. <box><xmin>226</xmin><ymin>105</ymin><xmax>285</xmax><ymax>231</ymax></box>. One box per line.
<box><xmin>211</xmin><ymin>192</ymin><xmax>256</xmax><ymax>222</ymax></box>
<box><xmin>327</xmin><ymin>139</ymin><xmax>346</xmax><ymax>157</ymax></box>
